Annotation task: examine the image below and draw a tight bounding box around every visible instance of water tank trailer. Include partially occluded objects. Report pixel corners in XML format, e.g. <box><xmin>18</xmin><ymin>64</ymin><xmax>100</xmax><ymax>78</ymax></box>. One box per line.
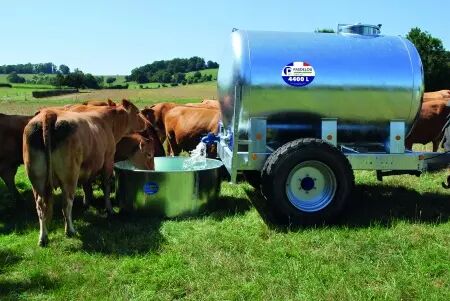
<box><xmin>216</xmin><ymin>24</ymin><xmax>450</xmax><ymax>224</ymax></box>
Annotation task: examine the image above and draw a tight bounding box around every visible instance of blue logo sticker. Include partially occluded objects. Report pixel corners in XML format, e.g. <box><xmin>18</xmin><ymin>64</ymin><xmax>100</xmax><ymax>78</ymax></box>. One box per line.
<box><xmin>282</xmin><ymin>62</ymin><xmax>315</xmax><ymax>87</ymax></box>
<box><xmin>143</xmin><ymin>182</ymin><xmax>159</xmax><ymax>195</ymax></box>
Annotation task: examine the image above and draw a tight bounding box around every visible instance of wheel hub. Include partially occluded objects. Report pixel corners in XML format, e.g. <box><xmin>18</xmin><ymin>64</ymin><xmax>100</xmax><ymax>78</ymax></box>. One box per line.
<box><xmin>300</xmin><ymin>176</ymin><xmax>315</xmax><ymax>191</ymax></box>
<box><xmin>286</xmin><ymin>160</ymin><xmax>337</xmax><ymax>212</ymax></box>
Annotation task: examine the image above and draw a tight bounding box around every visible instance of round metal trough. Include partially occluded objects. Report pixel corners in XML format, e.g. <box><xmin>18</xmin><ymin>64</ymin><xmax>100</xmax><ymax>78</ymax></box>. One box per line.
<box><xmin>114</xmin><ymin>157</ymin><xmax>223</xmax><ymax>217</ymax></box>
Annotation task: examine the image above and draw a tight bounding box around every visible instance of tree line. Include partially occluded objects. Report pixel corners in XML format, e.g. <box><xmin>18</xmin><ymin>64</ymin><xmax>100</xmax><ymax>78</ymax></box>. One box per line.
<box><xmin>0</xmin><ymin>63</ymin><xmax>70</xmax><ymax>75</ymax></box>
<box><xmin>5</xmin><ymin>69</ymin><xmax>106</xmax><ymax>89</ymax></box>
<box><xmin>406</xmin><ymin>28</ymin><xmax>450</xmax><ymax>91</ymax></box>
<box><xmin>126</xmin><ymin>56</ymin><xmax>219</xmax><ymax>84</ymax></box>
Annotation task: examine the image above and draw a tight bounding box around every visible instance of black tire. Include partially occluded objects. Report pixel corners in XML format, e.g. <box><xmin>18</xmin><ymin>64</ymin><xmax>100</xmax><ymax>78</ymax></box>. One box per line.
<box><xmin>261</xmin><ymin>138</ymin><xmax>354</xmax><ymax>226</ymax></box>
<box><xmin>243</xmin><ymin>171</ymin><xmax>261</xmax><ymax>189</ymax></box>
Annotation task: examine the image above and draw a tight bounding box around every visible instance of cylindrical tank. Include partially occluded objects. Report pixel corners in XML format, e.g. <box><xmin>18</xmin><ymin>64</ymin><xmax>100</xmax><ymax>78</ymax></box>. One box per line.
<box><xmin>218</xmin><ymin>29</ymin><xmax>424</xmax><ymax>147</ymax></box>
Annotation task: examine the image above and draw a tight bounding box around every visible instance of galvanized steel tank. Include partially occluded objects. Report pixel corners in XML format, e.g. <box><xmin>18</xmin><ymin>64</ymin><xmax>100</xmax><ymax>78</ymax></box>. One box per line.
<box><xmin>218</xmin><ymin>27</ymin><xmax>424</xmax><ymax>146</ymax></box>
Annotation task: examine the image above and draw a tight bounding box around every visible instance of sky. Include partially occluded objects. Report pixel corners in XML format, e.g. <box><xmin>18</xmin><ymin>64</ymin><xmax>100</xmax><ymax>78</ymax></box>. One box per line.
<box><xmin>1</xmin><ymin>0</ymin><xmax>449</xmax><ymax>75</ymax></box>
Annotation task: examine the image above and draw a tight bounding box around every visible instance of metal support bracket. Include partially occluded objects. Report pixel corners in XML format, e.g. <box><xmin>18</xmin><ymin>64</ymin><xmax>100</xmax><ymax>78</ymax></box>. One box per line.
<box><xmin>321</xmin><ymin>118</ymin><xmax>337</xmax><ymax>146</ymax></box>
<box><xmin>389</xmin><ymin>120</ymin><xmax>405</xmax><ymax>154</ymax></box>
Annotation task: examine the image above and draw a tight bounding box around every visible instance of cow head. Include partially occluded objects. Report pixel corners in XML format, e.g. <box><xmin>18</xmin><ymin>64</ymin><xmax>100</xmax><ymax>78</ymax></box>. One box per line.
<box><xmin>141</xmin><ymin>105</ymin><xmax>167</xmax><ymax>143</ymax></box>
<box><xmin>139</xmin><ymin>137</ymin><xmax>155</xmax><ymax>170</ymax></box>
<box><xmin>130</xmin><ymin>137</ymin><xmax>155</xmax><ymax>170</ymax></box>
<box><xmin>121</xmin><ymin>99</ymin><xmax>149</xmax><ymax>134</ymax></box>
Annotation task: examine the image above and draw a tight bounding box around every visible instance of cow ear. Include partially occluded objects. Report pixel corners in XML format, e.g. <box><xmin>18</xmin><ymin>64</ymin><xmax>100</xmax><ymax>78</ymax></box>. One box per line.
<box><xmin>121</xmin><ymin>99</ymin><xmax>132</xmax><ymax>111</ymax></box>
<box><xmin>107</xmin><ymin>99</ymin><xmax>116</xmax><ymax>107</ymax></box>
<box><xmin>138</xmin><ymin>138</ymin><xmax>150</xmax><ymax>150</ymax></box>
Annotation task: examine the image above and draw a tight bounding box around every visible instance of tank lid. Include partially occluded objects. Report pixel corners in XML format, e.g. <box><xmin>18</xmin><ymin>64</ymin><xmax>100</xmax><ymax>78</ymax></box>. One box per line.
<box><xmin>338</xmin><ymin>23</ymin><xmax>381</xmax><ymax>35</ymax></box>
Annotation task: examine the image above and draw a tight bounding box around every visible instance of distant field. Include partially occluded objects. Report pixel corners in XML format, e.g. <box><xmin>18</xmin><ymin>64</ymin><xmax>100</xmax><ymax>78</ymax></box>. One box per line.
<box><xmin>0</xmin><ymin>81</ymin><xmax>217</xmax><ymax>114</ymax></box>
<box><xmin>0</xmin><ymin>68</ymin><xmax>218</xmax><ymax>87</ymax></box>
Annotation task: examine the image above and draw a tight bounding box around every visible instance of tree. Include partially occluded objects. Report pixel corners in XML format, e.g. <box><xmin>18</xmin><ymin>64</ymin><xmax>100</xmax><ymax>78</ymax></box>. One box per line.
<box><xmin>6</xmin><ymin>72</ymin><xmax>25</xmax><ymax>83</ymax></box>
<box><xmin>206</xmin><ymin>60</ymin><xmax>219</xmax><ymax>69</ymax></box>
<box><xmin>406</xmin><ymin>27</ymin><xmax>450</xmax><ymax>91</ymax></box>
<box><xmin>172</xmin><ymin>72</ymin><xmax>185</xmax><ymax>83</ymax></box>
<box><xmin>136</xmin><ymin>73</ymin><xmax>149</xmax><ymax>84</ymax></box>
<box><xmin>83</xmin><ymin>73</ymin><xmax>101</xmax><ymax>89</ymax></box>
<box><xmin>106</xmin><ymin>77</ymin><xmax>116</xmax><ymax>84</ymax></box>
<box><xmin>59</xmin><ymin>64</ymin><xmax>70</xmax><ymax>75</ymax></box>
<box><xmin>65</xmin><ymin>70</ymin><xmax>85</xmax><ymax>88</ymax></box>
<box><xmin>51</xmin><ymin>73</ymin><xmax>65</xmax><ymax>87</ymax></box>
<box><xmin>315</xmin><ymin>28</ymin><xmax>335</xmax><ymax>33</ymax></box>
<box><xmin>193</xmin><ymin>71</ymin><xmax>202</xmax><ymax>79</ymax></box>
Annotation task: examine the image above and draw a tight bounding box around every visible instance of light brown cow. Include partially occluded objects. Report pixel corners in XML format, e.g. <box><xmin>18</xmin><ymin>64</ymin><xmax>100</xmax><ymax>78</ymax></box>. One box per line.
<box><xmin>406</xmin><ymin>98</ymin><xmax>450</xmax><ymax>151</ymax></box>
<box><xmin>82</xmin><ymin>99</ymin><xmax>116</xmax><ymax>107</ymax></box>
<box><xmin>59</xmin><ymin>100</ymin><xmax>163</xmax><ymax>209</ymax></box>
<box><xmin>163</xmin><ymin>106</ymin><xmax>220</xmax><ymax>156</ymax></box>
<box><xmin>141</xmin><ymin>100</ymin><xmax>219</xmax><ymax>143</ymax></box>
<box><xmin>81</xmin><ymin>132</ymin><xmax>157</xmax><ymax>209</ymax></box>
<box><xmin>0</xmin><ymin>113</ymin><xmax>33</xmax><ymax>199</ymax></box>
<box><xmin>141</xmin><ymin>102</ymin><xmax>178</xmax><ymax>142</ymax></box>
<box><xmin>186</xmin><ymin>99</ymin><xmax>219</xmax><ymax>110</ymax></box>
<box><xmin>23</xmin><ymin>100</ymin><xmax>148</xmax><ymax>246</ymax></box>
<box><xmin>423</xmin><ymin>90</ymin><xmax>450</xmax><ymax>102</ymax></box>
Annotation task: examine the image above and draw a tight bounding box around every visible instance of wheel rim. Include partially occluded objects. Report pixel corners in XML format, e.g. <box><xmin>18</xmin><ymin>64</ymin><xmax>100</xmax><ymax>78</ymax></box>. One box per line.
<box><xmin>285</xmin><ymin>160</ymin><xmax>337</xmax><ymax>212</ymax></box>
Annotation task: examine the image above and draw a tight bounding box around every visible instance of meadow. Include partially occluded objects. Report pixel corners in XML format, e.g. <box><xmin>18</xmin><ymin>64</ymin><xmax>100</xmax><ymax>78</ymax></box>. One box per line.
<box><xmin>0</xmin><ymin>82</ymin><xmax>449</xmax><ymax>300</ymax></box>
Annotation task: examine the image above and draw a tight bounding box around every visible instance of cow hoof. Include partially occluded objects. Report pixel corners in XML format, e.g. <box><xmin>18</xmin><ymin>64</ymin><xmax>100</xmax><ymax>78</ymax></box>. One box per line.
<box><xmin>38</xmin><ymin>237</ymin><xmax>49</xmax><ymax>247</ymax></box>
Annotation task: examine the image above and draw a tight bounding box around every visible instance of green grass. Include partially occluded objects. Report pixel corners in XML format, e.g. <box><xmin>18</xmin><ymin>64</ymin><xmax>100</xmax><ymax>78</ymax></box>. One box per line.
<box><xmin>0</xmin><ymin>168</ymin><xmax>449</xmax><ymax>300</ymax></box>
<box><xmin>0</xmin><ymin>95</ymin><xmax>449</xmax><ymax>300</ymax></box>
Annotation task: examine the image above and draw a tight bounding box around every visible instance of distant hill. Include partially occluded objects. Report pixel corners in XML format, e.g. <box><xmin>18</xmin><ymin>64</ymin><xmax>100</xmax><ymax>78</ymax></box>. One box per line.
<box><xmin>127</xmin><ymin>57</ymin><xmax>219</xmax><ymax>84</ymax></box>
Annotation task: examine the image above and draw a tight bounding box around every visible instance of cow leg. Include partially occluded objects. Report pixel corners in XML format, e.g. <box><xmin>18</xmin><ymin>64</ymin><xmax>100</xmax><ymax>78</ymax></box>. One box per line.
<box><xmin>405</xmin><ymin>140</ymin><xmax>413</xmax><ymax>151</ymax></box>
<box><xmin>432</xmin><ymin>134</ymin><xmax>443</xmax><ymax>152</ymax></box>
<box><xmin>101</xmin><ymin>163</ymin><xmax>115</xmax><ymax>217</ymax></box>
<box><xmin>35</xmin><ymin>193</ymin><xmax>54</xmax><ymax>247</ymax></box>
<box><xmin>167</xmin><ymin>134</ymin><xmax>181</xmax><ymax>156</ymax></box>
<box><xmin>0</xmin><ymin>165</ymin><xmax>21</xmax><ymax>201</ymax></box>
<box><xmin>433</xmin><ymin>140</ymin><xmax>439</xmax><ymax>152</ymax></box>
<box><xmin>82</xmin><ymin>181</ymin><xmax>94</xmax><ymax>209</ymax></box>
<box><xmin>61</xmin><ymin>185</ymin><xmax>77</xmax><ymax>237</ymax></box>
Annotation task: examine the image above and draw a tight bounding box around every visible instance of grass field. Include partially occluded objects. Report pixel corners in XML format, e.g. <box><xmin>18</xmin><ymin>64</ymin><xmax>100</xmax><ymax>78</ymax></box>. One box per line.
<box><xmin>0</xmin><ymin>86</ymin><xmax>449</xmax><ymax>300</ymax></box>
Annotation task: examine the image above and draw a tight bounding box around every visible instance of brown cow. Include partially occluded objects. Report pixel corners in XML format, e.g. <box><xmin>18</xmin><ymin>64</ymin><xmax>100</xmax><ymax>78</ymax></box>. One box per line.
<box><xmin>61</xmin><ymin>100</ymin><xmax>164</xmax><ymax>209</ymax></box>
<box><xmin>163</xmin><ymin>106</ymin><xmax>220</xmax><ymax>156</ymax></box>
<box><xmin>23</xmin><ymin>99</ymin><xmax>148</xmax><ymax>246</ymax></box>
<box><xmin>82</xmin><ymin>99</ymin><xmax>116</xmax><ymax>107</ymax></box>
<box><xmin>0</xmin><ymin>113</ymin><xmax>33</xmax><ymax>199</ymax></box>
<box><xmin>423</xmin><ymin>90</ymin><xmax>450</xmax><ymax>102</ymax></box>
<box><xmin>141</xmin><ymin>100</ymin><xmax>220</xmax><ymax>143</ymax></box>
<box><xmin>186</xmin><ymin>99</ymin><xmax>220</xmax><ymax>110</ymax></box>
<box><xmin>406</xmin><ymin>99</ymin><xmax>450</xmax><ymax>151</ymax></box>
<box><xmin>81</xmin><ymin>132</ymin><xmax>158</xmax><ymax>209</ymax></box>
<box><xmin>141</xmin><ymin>102</ymin><xmax>178</xmax><ymax>142</ymax></box>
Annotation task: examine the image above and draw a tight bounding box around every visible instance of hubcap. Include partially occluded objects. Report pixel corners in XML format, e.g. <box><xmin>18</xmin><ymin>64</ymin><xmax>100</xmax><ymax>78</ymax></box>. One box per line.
<box><xmin>285</xmin><ymin>160</ymin><xmax>337</xmax><ymax>212</ymax></box>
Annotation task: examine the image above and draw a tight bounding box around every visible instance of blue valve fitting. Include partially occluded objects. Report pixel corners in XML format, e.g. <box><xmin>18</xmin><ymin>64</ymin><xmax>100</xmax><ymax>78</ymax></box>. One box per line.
<box><xmin>201</xmin><ymin>133</ymin><xmax>220</xmax><ymax>146</ymax></box>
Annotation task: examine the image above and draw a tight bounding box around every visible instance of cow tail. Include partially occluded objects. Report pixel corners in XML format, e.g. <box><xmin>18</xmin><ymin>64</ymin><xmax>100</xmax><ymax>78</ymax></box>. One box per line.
<box><xmin>42</xmin><ymin>111</ymin><xmax>56</xmax><ymax>194</ymax></box>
